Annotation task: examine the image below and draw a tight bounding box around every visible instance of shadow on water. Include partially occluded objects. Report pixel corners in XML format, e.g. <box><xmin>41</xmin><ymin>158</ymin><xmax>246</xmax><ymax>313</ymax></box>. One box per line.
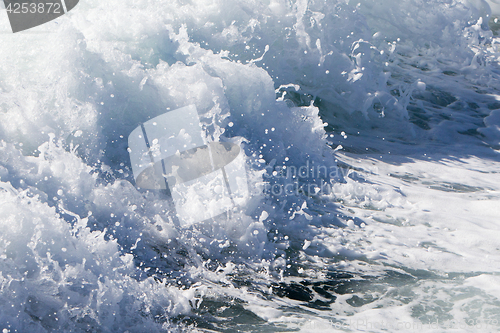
<box><xmin>172</xmin><ymin>264</ymin><xmax>493</xmax><ymax>332</ymax></box>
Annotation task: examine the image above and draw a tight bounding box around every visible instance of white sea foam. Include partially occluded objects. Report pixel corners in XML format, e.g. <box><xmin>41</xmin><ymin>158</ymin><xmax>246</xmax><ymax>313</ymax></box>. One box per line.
<box><xmin>0</xmin><ymin>0</ymin><xmax>499</xmax><ymax>331</ymax></box>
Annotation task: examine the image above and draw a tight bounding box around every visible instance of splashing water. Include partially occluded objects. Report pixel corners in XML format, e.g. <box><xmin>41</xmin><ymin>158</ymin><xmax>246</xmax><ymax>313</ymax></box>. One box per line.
<box><xmin>0</xmin><ymin>0</ymin><xmax>499</xmax><ymax>332</ymax></box>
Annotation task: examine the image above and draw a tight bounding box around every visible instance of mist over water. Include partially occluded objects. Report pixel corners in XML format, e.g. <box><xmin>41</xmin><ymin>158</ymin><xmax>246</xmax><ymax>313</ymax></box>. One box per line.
<box><xmin>0</xmin><ymin>0</ymin><xmax>500</xmax><ymax>332</ymax></box>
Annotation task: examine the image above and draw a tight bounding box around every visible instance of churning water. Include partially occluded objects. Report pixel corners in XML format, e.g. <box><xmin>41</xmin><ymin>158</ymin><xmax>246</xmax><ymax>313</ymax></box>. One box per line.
<box><xmin>0</xmin><ymin>0</ymin><xmax>500</xmax><ymax>332</ymax></box>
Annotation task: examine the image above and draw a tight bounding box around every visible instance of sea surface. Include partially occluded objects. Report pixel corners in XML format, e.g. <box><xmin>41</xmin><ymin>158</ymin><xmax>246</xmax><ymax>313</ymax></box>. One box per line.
<box><xmin>0</xmin><ymin>0</ymin><xmax>500</xmax><ymax>332</ymax></box>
